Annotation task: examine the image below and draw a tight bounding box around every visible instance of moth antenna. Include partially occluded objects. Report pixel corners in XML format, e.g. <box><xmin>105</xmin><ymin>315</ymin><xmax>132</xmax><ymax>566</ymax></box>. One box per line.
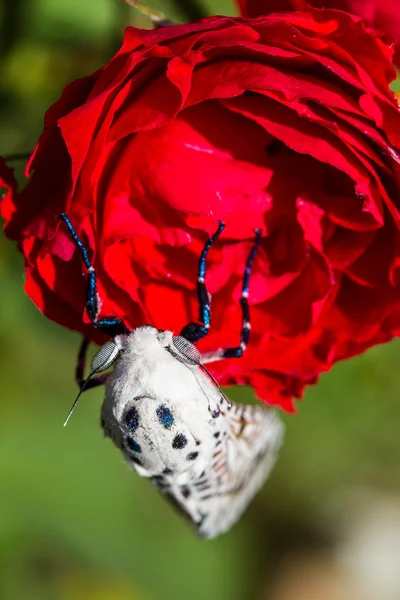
<box><xmin>190</xmin><ymin>368</ymin><xmax>217</xmax><ymax>414</ymax></box>
<box><xmin>63</xmin><ymin>368</ymin><xmax>100</xmax><ymax>427</ymax></box>
<box><xmin>184</xmin><ymin>360</ymin><xmax>232</xmax><ymax>415</ymax></box>
<box><xmin>198</xmin><ymin>364</ymin><xmax>232</xmax><ymax>408</ymax></box>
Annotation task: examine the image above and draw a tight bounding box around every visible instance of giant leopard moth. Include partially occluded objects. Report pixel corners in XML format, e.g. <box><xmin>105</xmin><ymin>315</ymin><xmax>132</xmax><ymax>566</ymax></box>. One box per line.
<box><xmin>60</xmin><ymin>214</ymin><xmax>284</xmax><ymax>538</ymax></box>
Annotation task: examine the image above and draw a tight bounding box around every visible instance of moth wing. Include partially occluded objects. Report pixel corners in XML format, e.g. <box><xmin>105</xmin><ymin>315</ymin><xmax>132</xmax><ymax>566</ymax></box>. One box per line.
<box><xmin>198</xmin><ymin>402</ymin><xmax>283</xmax><ymax>538</ymax></box>
<box><xmin>154</xmin><ymin>402</ymin><xmax>284</xmax><ymax>539</ymax></box>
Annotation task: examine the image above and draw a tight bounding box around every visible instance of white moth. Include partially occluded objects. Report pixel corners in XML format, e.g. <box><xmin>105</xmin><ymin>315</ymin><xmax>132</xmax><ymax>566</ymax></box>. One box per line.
<box><xmin>60</xmin><ymin>213</ymin><xmax>284</xmax><ymax>539</ymax></box>
<box><xmin>99</xmin><ymin>327</ymin><xmax>283</xmax><ymax>538</ymax></box>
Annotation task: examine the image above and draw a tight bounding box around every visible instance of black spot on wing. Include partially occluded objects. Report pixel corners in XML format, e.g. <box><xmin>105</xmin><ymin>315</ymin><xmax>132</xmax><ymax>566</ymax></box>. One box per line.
<box><xmin>124</xmin><ymin>406</ymin><xmax>140</xmax><ymax>432</ymax></box>
<box><xmin>127</xmin><ymin>437</ymin><xmax>142</xmax><ymax>453</ymax></box>
<box><xmin>172</xmin><ymin>433</ymin><xmax>188</xmax><ymax>449</ymax></box>
<box><xmin>156</xmin><ymin>404</ymin><xmax>174</xmax><ymax>429</ymax></box>
<box><xmin>181</xmin><ymin>486</ymin><xmax>191</xmax><ymax>498</ymax></box>
<box><xmin>186</xmin><ymin>452</ymin><xmax>198</xmax><ymax>461</ymax></box>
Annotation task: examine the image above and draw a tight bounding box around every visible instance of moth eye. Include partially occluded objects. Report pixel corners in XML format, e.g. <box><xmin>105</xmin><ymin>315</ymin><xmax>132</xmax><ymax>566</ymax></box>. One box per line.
<box><xmin>124</xmin><ymin>406</ymin><xmax>140</xmax><ymax>432</ymax></box>
<box><xmin>171</xmin><ymin>336</ymin><xmax>201</xmax><ymax>365</ymax></box>
<box><xmin>91</xmin><ymin>341</ymin><xmax>120</xmax><ymax>372</ymax></box>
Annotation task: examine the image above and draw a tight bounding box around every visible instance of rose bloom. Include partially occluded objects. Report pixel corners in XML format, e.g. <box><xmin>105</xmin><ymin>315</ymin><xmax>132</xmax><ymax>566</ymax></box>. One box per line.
<box><xmin>237</xmin><ymin>0</ymin><xmax>400</xmax><ymax>64</ymax></box>
<box><xmin>2</xmin><ymin>8</ymin><xmax>400</xmax><ymax>411</ymax></box>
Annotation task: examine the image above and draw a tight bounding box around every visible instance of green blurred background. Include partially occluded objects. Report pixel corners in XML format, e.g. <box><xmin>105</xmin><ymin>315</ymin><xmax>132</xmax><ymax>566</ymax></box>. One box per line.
<box><xmin>1</xmin><ymin>1</ymin><xmax>400</xmax><ymax>599</ymax></box>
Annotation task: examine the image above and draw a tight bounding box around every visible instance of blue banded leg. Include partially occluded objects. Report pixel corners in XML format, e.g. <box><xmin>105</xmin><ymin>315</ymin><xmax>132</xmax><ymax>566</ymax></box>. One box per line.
<box><xmin>180</xmin><ymin>222</ymin><xmax>226</xmax><ymax>343</ymax></box>
<box><xmin>76</xmin><ymin>337</ymin><xmax>111</xmax><ymax>390</ymax></box>
<box><xmin>201</xmin><ymin>229</ymin><xmax>262</xmax><ymax>364</ymax></box>
<box><xmin>59</xmin><ymin>213</ymin><xmax>130</xmax><ymax>338</ymax></box>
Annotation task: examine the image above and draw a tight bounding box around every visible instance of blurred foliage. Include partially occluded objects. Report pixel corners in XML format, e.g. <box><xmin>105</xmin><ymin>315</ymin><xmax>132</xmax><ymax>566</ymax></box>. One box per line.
<box><xmin>1</xmin><ymin>1</ymin><xmax>400</xmax><ymax>599</ymax></box>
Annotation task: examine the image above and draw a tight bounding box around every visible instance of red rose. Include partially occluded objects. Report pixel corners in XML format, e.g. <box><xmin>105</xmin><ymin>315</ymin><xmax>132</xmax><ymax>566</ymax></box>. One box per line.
<box><xmin>237</xmin><ymin>0</ymin><xmax>400</xmax><ymax>65</ymax></box>
<box><xmin>2</xmin><ymin>9</ymin><xmax>400</xmax><ymax>411</ymax></box>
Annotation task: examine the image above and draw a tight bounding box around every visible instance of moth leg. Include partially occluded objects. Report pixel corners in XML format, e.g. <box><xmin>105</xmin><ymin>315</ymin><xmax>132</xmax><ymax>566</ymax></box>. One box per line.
<box><xmin>201</xmin><ymin>229</ymin><xmax>262</xmax><ymax>364</ymax></box>
<box><xmin>76</xmin><ymin>337</ymin><xmax>110</xmax><ymax>390</ymax></box>
<box><xmin>180</xmin><ymin>222</ymin><xmax>226</xmax><ymax>343</ymax></box>
<box><xmin>59</xmin><ymin>213</ymin><xmax>130</xmax><ymax>338</ymax></box>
